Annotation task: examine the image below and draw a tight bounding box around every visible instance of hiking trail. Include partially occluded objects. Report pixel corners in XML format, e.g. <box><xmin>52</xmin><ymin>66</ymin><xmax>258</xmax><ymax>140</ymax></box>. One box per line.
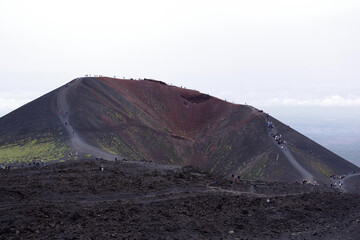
<box><xmin>55</xmin><ymin>78</ymin><xmax>182</xmax><ymax>171</ymax></box>
<box><xmin>338</xmin><ymin>172</ymin><xmax>360</xmax><ymax>193</ymax></box>
<box><xmin>267</xmin><ymin>117</ymin><xmax>314</xmax><ymax>182</ymax></box>
<box><xmin>56</xmin><ymin>78</ymin><xmax>123</xmax><ymax>161</ymax></box>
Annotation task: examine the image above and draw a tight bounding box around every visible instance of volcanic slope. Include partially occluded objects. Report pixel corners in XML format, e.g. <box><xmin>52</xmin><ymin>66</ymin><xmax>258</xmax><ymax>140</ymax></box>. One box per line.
<box><xmin>0</xmin><ymin>77</ymin><xmax>358</xmax><ymax>184</ymax></box>
<box><xmin>0</xmin><ymin>88</ymin><xmax>70</xmax><ymax>163</ymax></box>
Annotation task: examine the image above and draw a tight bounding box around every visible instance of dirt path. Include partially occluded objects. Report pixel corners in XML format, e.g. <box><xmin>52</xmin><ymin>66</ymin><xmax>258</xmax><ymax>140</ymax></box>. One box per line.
<box><xmin>56</xmin><ymin>78</ymin><xmax>123</xmax><ymax>161</ymax></box>
<box><xmin>268</xmin><ymin>119</ymin><xmax>314</xmax><ymax>182</ymax></box>
<box><xmin>279</xmin><ymin>145</ymin><xmax>314</xmax><ymax>181</ymax></box>
<box><xmin>33</xmin><ymin>181</ymin><xmax>320</xmax><ymax>206</ymax></box>
<box><xmin>40</xmin><ymin>185</ymin><xmax>317</xmax><ymax>206</ymax></box>
<box><xmin>55</xmin><ymin>78</ymin><xmax>182</xmax><ymax>172</ymax></box>
<box><xmin>338</xmin><ymin>172</ymin><xmax>360</xmax><ymax>193</ymax></box>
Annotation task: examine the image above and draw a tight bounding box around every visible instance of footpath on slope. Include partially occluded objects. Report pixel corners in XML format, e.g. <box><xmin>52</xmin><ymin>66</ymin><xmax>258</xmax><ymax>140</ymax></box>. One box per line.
<box><xmin>263</xmin><ymin>112</ymin><xmax>314</xmax><ymax>182</ymax></box>
<box><xmin>265</xmin><ymin>114</ymin><xmax>358</xmax><ymax>192</ymax></box>
<box><xmin>56</xmin><ymin>78</ymin><xmax>121</xmax><ymax>161</ymax></box>
<box><xmin>56</xmin><ymin>78</ymin><xmax>180</xmax><ymax>171</ymax></box>
<box><xmin>280</xmin><ymin>146</ymin><xmax>314</xmax><ymax>182</ymax></box>
<box><xmin>337</xmin><ymin>172</ymin><xmax>360</xmax><ymax>193</ymax></box>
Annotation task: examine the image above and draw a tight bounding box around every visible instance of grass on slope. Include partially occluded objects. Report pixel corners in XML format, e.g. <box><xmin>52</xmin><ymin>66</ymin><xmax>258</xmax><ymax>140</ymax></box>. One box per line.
<box><xmin>290</xmin><ymin>147</ymin><xmax>334</xmax><ymax>177</ymax></box>
<box><xmin>0</xmin><ymin>136</ymin><xmax>70</xmax><ymax>164</ymax></box>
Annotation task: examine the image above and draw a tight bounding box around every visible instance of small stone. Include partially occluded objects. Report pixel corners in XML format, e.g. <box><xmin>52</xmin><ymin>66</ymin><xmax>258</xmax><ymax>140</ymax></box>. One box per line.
<box><xmin>229</xmin><ymin>230</ymin><xmax>234</xmax><ymax>234</ymax></box>
<box><xmin>312</xmin><ymin>231</ymin><xmax>318</xmax><ymax>235</ymax></box>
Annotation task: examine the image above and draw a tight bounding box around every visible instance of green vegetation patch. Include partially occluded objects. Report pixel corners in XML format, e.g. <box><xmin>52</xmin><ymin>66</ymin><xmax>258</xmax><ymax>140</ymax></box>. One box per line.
<box><xmin>291</xmin><ymin>147</ymin><xmax>334</xmax><ymax>177</ymax></box>
<box><xmin>310</xmin><ymin>160</ymin><xmax>333</xmax><ymax>177</ymax></box>
<box><xmin>238</xmin><ymin>153</ymin><xmax>269</xmax><ymax>180</ymax></box>
<box><xmin>96</xmin><ymin>134</ymin><xmax>144</xmax><ymax>161</ymax></box>
<box><xmin>0</xmin><ymin>137</ymin><xmax>70</xmax><ymax>164</ymax></box>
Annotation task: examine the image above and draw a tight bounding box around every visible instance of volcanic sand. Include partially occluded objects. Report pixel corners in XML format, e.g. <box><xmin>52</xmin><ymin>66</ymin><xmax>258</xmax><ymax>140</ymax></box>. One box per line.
<box><xmin>1</xmin><ymin>159</ymin><xmax>359</xmax><ymax>239</ymax></box>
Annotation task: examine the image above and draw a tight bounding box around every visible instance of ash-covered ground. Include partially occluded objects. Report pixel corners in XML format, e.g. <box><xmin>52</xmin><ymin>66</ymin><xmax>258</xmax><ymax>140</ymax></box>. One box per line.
<box><xmin>1</xmin><ymin>159</ymin><xmax>359</xmax><ymax>239</ymax></box>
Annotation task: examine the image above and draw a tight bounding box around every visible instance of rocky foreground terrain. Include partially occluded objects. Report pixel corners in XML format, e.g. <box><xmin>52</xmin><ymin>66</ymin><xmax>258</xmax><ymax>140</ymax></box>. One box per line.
<box><xmin>1</xmin><ymin>159</ymin><xmax>359</xmax><ymax>239</ymax></box>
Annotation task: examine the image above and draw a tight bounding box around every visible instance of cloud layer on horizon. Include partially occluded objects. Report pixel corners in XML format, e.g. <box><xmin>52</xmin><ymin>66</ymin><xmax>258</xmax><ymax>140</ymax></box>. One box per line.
<box><xmin>266</xmin><ymin>95</ymin><xmax>360</xmax><ymax>107</ymax></box>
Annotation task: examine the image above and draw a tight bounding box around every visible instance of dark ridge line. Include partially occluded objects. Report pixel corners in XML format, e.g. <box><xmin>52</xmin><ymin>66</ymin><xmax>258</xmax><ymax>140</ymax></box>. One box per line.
<box><xmin>180</xmin><ymin>93</ymin><xmax>211</xmax><ymax>104</ymax></box>
<box><xmin>144</xmin><ymin>78</ymin><xmax>167</xmax><ymax>85</ymax></box>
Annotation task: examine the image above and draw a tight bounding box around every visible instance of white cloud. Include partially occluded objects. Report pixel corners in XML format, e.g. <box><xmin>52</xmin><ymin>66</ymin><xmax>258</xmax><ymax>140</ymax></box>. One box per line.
<box><xmin>267</xmin><ymin>95</ymin><xmax>360</xmax><ymax>107</ymax></box>
<box><xmin>0</xmin><ymin>99</ymin><xmax>28</xmax><ymax>117</ymax></box>
<box><xmin>0</xmin><ymin>91</ymin><xmax>40</xmax><ymax>117</ymax></box>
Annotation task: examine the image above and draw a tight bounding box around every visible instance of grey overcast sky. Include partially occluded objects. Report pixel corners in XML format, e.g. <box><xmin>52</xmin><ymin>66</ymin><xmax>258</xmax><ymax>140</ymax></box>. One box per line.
<box><xmin>1</xmin><ymin>0</ymin><xmax>360</xmax><ymax>117</ymax></box>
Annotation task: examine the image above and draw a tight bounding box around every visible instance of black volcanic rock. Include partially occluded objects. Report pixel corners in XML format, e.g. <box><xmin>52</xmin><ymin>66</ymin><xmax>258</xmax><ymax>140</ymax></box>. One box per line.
<box><xmin>0</xmin><ymin>159</ymin><xmax>359</xmax><ymax>239</ymax></box>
